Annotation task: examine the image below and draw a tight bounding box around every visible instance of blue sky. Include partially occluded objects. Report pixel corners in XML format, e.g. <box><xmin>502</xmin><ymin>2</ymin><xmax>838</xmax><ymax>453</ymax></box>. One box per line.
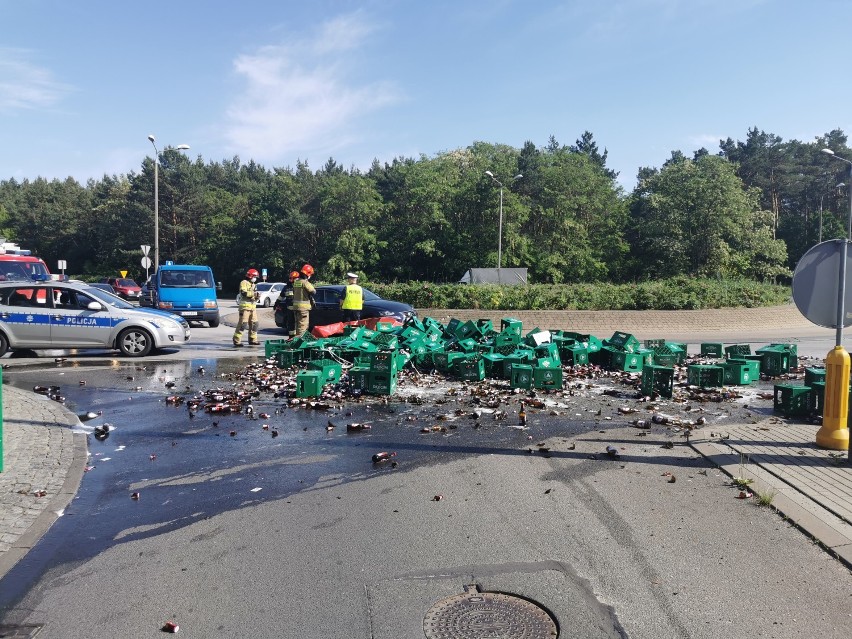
<box><xmin>1</xmin><ymin>0</ymin><xmax>850</xmax><ymax>190</ymax></box>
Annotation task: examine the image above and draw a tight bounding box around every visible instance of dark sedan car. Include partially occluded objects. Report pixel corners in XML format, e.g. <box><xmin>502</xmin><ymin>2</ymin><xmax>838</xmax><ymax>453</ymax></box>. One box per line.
<box><xmin>273</xmin><ymin>285</ymin><xmax>416</xmax><ymax>331</ymax></box>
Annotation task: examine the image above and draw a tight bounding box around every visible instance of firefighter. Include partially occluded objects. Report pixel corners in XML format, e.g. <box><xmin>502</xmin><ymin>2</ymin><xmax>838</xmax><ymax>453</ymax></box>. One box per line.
<box><xmin>282</xmin><ymin>270</ymin><xmax>300</xmax><ymax>336</ymax></box>
<box><xmin>292</xmin><ymin>264</ymin><xmax>316</xmax><ymax>336</ymax></box>
<box><xmin>233</xmin><ymin>268</ymin><xmax>261</xmax><ymax>347</ymax></box>
<box><xmin>339</xmin><ymin>272</ymin><xmax>363</xmax><ymax>323</ymax></box>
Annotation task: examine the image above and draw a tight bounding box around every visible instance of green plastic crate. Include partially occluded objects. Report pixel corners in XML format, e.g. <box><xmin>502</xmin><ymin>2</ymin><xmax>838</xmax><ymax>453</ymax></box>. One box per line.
<box><xmin>481</xmin><ymin>353</ymin><xmax>506</xmax><ymax>378</ymax></box>
<box><xmin>275</xmin><ymin>349</ymin><xmax>303</xmax><ymax>368</ymax></box>
<box><xmin>367</xmin><ymin>371</ymin><xmax>398</xmax><ymax>395</ymax></box>
<box><xmin>724</xmin><ymin>344</ymin><xmax>751</xmax><ymax>358</ymax></box>
<box><xmin>296</xmin><ymin>370</ymin><xmax>324</xmax><ymax>398</ymax></box>
<box><xmin>510</xmin><ymin>363</ymin><xmax>533</xmax><ymax>389</ymax></box>
<box><xmin>307</xmin><ymin>359</ymin><xmax>343</xmax><ymax>384</ymax></box>
<box><xmin>805</xmin><ymin>367</ymin><xmax>827</xmax><ymax>387</ymax></box>
<box><xmin>500</xmin><ymin>318</ymin><xmax>523</xmax><ymax>336</ymax></box>
<box><xmin>593</xmin><ymin>346</ymin><xmax>644</xmax><ymax>372</ymax></box>
<box><xmin>370</xmin><ymin>351</ymin><xmax>400</xmax><ymax>375</ymax></box>
<box><xmin>562</xmin><ymin>332</ymin><xmax>602</xmax><ymax>354</ymax></box>
<box><xmin>773</xmin><ymin>384</ymin><xmax>811</xmax><ymax>417</ymax></box>
<box><xmin>502</xmin><ymin>352</ymin><xmax>535</xmax><ymax>378</ymax></box>
<box><xmin>348</xmin><ymin>365</ymin><xmax>371</xmax><ymax>390</ymax></box>
<box><xmin>722</xmin><ymin>359</ymin><xmax>759</xmax><ymax>385</ymax></box>
<box><xmin>757</xmin><ymin>350</ymin><xmax>792</xmax><ymax>376</ymax></box>
<box><xmin>476</xmin><ymin>319</ymin><xmax>495</xmax><ymax>336</ymax></box>
<box><xmin>756</xmin><ymin>344</ymin><xmax>798</xmax><ymax>375</ymax></box>
<box><xmin>454</xmin><ymin>357</ymin><xmax>485</xmax><ymax>381</ymax></box>
<box><xmin>433</xmin><ymin>351</ymin><xmax>466</xmax><ymax>372</ymax></box>
<box><xmin>606</xmin><ymin>331</ymin><xmax>641</xmax><ymax>353</ymax></box>
<box><xmin>264</xmin><ymin>338</ymin><xmax>291</xmax><ymax>358</ymax></box>
<box><xmin>700</xmin><ymin>343</ymin><xmax>724</xmax><ymax>358</ymax></box>
<box><xmin>687</xmin><ymin>364</ymin><xmax>724</xmax><ymax>387</ymax></box>
<box><xmin>561</xmin><ymin>345</ymin><xmax>589</xmax><ymax>366</ymax></box>
<box><xmin>808</xmin><ymin>380</ymin><xmax>825</xmax><ymax>414</ymax></box>
<box><xmin>805</xmin><ymin>381</ymin><xmax>852</xmax><ymax>421</ymax></box>
<box><xmin>533</xmin><ymin>365</ymin><xmax>563</xmax><ymax>390</ymax></box>
<box><xmin>641</xmin><ymin>365</ymin><xmax>674</xmax><ymax>398</ymax></box>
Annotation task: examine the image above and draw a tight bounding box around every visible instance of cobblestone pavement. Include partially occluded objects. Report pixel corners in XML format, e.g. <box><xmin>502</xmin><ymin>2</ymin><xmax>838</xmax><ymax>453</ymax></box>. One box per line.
<box><xmin>1</xmin><ymin>305</ymin><xmax>850</xmax><ymax>581</ymax></box>
<box><xmin>0</xmin><ymin>385</ymin><xmax>86</xmax><ymax>577</ymax></box>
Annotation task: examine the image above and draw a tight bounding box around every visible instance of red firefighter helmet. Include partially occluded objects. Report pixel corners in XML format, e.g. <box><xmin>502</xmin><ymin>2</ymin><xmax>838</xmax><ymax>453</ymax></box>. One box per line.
<box><xmin>289</xmin><ymin>270</ymin><xmax>300</xmax><ymax>281</ymax></box>
<box><xmin>246</xmin><ymin>268</ymin><xmax>260</xmax><ymax>279</ymax></box>
<box><xmin>301</xmin><ymin>264</ymin><xmax>314</xmax><ymax>277</ymax></box>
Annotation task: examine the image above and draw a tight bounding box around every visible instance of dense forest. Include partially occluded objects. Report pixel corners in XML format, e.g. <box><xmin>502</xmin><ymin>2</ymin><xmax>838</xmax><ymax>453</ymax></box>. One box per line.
<box><xmin>0</xmin><ymin>126</ymin><xmax>849</xmax><ymax>289</ymax></box>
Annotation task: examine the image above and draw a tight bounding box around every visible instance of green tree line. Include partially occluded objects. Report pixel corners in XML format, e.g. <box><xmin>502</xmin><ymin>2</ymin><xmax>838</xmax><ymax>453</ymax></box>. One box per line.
<box><xmin>0</xmin><ymin>127</ymin><xmax>848</xmax><ymax>289</ymax></box>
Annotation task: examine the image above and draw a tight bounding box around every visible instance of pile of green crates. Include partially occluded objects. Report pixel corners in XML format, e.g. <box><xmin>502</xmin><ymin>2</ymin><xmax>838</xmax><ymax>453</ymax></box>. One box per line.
<box><xmin>267</xmin><ymin>317</ymin><xmax>813</xmax><ymax>401</ymax></box>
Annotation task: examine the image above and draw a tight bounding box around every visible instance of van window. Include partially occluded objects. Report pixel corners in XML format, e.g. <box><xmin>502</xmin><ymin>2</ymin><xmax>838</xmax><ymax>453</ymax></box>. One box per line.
<box><xmin>160</xmin><ymin>271</ymin><xmax>213</xmax><ymax>288</ymax></box>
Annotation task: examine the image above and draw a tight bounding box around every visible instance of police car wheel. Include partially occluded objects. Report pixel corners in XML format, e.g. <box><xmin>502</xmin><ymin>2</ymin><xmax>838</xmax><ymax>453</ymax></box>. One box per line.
<box><xmin>263</xmin><ymin>298</ymin><xmax>272</xmax><ymax>307</ymax></box>
<box><xmin>0</xmin><ymin>332</ymin><xmax>8</xmax><ymax>358</ymax></box>
<box><xmin>117</xmin><ymin>328</ymin><xmax>153</xmax><ymax>357</ymax></box>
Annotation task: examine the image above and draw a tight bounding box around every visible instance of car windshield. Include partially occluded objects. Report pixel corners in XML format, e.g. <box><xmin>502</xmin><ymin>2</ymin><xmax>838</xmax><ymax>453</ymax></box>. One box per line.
<box><xmin>117</xmin><ymin>278</ymin><xmax>137</xmax><ymax>287</ymax></box>
<box><xmin>256</xmin><ymin>283</ymin><xmax>273</xmax><ymax>291</ymax></box>
<box><xmin>84</xmin><ymin>286</ymin><xmax>135</xmax><ymax>309</ymax></box>
<box><xmin>0</xmin><ymin>260</ymin><xmax>50</xmax><ymax>282</ymax></box>
<box><xmin>160</xmin><ymin>271</ymin><xmax>212</xmax><ymax>288</ymax></box>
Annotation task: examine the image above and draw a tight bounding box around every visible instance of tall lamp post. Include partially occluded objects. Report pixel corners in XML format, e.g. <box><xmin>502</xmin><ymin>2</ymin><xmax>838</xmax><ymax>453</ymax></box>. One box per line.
<box><xmin>148</xmin><ymin>135</ymin><xmax>190</xmax><ymax>271</ymax></box>
<box><xmin>818</xmin><ymin>148</ymin><xmax>852</xmax><ymax>454</ymax></box>
<box><xmin>485</xmin><ymin>171</ymin><xmax>523</xmax><ymax>269</ymax></box>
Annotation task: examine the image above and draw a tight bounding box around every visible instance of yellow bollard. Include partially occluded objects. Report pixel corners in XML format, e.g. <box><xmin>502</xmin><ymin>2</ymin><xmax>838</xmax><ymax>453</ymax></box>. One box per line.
<box><xmin>817</xmin><ymin>345</ymin><xmax>851</xmax><ymax>450</ymax></box>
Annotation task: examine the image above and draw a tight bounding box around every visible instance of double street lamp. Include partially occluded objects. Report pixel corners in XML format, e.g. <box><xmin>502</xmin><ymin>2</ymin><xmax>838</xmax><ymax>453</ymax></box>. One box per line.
<box><xmin>485</xmin><ymin>171</ymin><xmax>523</xmax><ymax>269</ymax></box>
<box><xmin>148</xmin><ymin>135</ymin><xmax>190</xmax><ymax>271</ymax></box>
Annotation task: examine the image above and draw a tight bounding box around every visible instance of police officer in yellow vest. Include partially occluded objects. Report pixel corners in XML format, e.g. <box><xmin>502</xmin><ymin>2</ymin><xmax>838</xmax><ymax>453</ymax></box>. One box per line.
<box><xmin>340</xmin><ymin>272</ymin><xmax>363</xmax><ymax>323</ymax></box>
<box><xmin>292</xmin><ymin>264</ymin><xmax>316</xmax><ymax>336</ymax></box>
<box><xmin>233</xmin><ymin>268</ymin><xmax>260</xmax><ymax>347</ymax></box>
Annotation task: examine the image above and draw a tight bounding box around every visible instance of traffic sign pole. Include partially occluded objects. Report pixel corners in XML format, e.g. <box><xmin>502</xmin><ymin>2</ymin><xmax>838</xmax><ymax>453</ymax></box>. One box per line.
<box><xmin>792</xmin><ymin>239</ymin><xmax>851</xmax><ymax>451</ymax></box>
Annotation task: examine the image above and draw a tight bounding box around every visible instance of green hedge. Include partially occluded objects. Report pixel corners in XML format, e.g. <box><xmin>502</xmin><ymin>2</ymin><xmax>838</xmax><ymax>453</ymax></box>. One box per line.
<box><xmin>367</xmin><ymin>277</ymin><xmax>790</xmax><ymax>311</ymax></box>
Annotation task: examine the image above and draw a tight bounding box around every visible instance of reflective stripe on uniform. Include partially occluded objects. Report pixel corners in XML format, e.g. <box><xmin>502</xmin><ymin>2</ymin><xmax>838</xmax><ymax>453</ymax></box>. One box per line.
<box><xmin>292</xmin><ymin>279</ymin><xmax>314</xmax><ymax>310</ymax></box>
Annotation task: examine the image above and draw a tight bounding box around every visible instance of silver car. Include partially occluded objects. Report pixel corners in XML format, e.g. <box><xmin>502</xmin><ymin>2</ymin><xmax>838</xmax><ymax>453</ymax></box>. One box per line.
<box><xmin>0</xmin><ymin>281</ymin><xmax>191</xmax><ymax>357</ymax></box>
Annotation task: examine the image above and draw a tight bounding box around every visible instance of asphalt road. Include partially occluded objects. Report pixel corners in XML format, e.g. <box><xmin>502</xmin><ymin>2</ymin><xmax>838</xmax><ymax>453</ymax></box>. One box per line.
<box><xmin>0</xmin><ymin>302</ymin><xmax>851</xmax><ymax>638</ymax></box>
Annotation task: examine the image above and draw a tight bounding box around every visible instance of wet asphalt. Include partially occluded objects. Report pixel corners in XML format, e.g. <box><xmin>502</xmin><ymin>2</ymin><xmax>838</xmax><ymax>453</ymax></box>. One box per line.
<box><xmin>2</xmin><ymin>352</ymin><xmax>852</xmax><ymax>637</ymax></box>
<box><xmin>0</xmin><ymin>302</ymin><xmax>851</xmax><ymax>637</ymax></box>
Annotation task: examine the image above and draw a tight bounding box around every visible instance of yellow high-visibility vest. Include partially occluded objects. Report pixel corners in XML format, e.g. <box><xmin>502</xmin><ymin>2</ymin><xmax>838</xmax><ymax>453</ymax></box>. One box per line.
<box><xmin>341</xmin><ymin>284</ymin><xmax>363</xmax><ymax>310</ymax></box>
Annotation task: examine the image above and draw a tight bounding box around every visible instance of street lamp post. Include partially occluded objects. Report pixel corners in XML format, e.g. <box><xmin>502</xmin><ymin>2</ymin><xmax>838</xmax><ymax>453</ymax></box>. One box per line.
<box><xmin>148</xmin><ymin>135</ymin><xmax>190</xmax><ymax>271</ymax></box>
<box><xmin>818</xmin><ymin>148</ymin><xmax>852</xmax><ymax>455</ymax></box>
<box><xmin>485</xmin><ymin>171</ymin><xmax>523</xmax><ymax>269</ymax></box>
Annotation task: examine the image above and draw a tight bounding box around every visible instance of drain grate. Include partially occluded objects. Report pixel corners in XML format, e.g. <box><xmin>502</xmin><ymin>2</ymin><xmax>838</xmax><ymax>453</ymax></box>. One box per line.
<box><xmin>0</xmin><ymin>624</ymin><xmax>43</xmax><ymax>639</ymax></box>
<box><xmin>423</xmin><ymin>584</ymin><xmax>558</xmax><ymax>638</ymax></box>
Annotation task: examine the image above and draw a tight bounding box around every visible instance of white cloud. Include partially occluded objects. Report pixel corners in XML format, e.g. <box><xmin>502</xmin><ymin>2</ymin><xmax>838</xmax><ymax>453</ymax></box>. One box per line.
<box><xmin>224</xmin><ymin>12</ymin><xmax>401</xmax><ymax>163</ymax></box>
<box><xmin>0</xmin><ymin>48</ymin><xmax>73</xmax><ymax>113</ymax></box>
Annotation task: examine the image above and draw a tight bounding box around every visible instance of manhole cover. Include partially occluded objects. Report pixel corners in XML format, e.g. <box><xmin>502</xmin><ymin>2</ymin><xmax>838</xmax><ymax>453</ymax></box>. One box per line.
<box><xmin>423</xmin><ymin>584</ymin><xmax>558</xmax><ymax>638</ymax></box>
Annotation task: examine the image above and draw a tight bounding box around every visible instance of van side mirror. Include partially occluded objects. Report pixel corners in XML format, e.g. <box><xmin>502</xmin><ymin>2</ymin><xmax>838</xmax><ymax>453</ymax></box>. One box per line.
<box><xmin>216</xmin><ymin>281</ymin><xmax>222</xmax><ymax>291</ymax></box>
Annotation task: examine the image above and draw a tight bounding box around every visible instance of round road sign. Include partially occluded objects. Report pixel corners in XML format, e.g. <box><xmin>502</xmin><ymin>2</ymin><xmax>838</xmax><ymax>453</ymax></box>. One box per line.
<box><xmin>141</xmin><ymin>256</ymin><xmax>152</xmax><ymax>269</ymax></box>
<box><xmin>792</xmin><ymin>239</ymin><xmax>852</xmax><ymax>329</ymax></box>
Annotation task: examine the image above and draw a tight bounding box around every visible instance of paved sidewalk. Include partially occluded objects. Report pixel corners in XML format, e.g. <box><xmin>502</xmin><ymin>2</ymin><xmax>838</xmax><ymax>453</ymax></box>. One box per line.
<box><xmin>1</xmin><ymin>305</ymin><xmax>851</xmax><ymax>582</ymax></box>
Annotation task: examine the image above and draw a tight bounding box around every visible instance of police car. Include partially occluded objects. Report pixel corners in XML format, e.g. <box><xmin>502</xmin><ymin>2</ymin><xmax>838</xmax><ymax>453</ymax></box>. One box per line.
<box><xmin>0</xmin><ymin>280</ymin><xmax>191</xmax><ymax>357</ymax></box>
